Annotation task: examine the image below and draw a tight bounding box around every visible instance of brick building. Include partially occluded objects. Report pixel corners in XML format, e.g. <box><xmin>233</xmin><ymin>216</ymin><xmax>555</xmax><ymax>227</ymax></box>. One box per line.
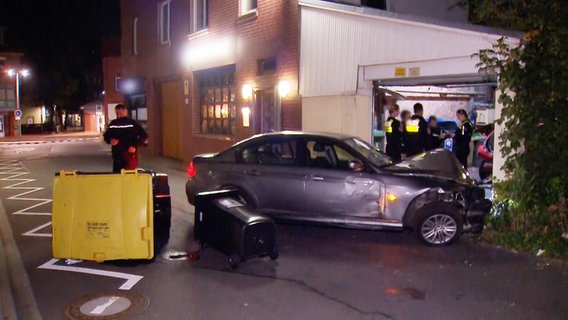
<box><xmin>101</xmin><ymin>37</ymin><xmax>123</xmax><ymax>125</ymax></box>
<box><xmin>0</xmin><ymin>51</ymin><xmax>24</xmax><ymax>138</ymax></box>
<box><xmin>120</xmin><ymin>0</ymin><xmax>300</xmax><ymax>162</ymax></box>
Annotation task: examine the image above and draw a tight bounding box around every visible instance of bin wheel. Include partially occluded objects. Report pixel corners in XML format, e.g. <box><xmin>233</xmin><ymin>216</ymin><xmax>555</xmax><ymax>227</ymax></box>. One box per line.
<box><xmin>228</xmin><ymin>254</ymin><xmax>240</xmax><ymax>269</ymax></box>
<box><xmin>269</xmin><ymin>246</ymin><xmax>279</xmax><ymax>260</ymax></box>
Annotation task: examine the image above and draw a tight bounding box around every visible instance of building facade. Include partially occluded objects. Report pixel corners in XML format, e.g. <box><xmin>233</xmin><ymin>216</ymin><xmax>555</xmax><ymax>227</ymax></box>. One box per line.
<box><xmin>120</xmin><ymin>0</ymin><xmax>300</xmax><ymax>162</ymax></box>
<box><xmin>0</xmin><ymin>51</ymin><xmax>24</xmax><ymax>138</ymax></box>
<box><xmin>101</xmin><ymin>37</ymin><xmax>124</xmax><ymax>125</ymax></box>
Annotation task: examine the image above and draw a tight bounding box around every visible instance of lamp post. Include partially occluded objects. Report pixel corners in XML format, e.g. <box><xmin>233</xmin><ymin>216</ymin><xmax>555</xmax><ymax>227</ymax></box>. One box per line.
<box><xmin>7</xmin><ymin>69</ymin><xmax>29</xmax><ymax>137</ymax></box>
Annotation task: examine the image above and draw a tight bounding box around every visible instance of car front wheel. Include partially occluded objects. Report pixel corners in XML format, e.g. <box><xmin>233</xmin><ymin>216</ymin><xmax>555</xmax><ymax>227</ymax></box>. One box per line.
<box><xmin>414</xmin><ymin>206</ymin><xmax>463</xmax><ymax>245</ymax></box>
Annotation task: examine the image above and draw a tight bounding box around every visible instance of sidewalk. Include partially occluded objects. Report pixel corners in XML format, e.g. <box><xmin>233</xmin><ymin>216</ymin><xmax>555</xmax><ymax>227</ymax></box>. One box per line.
<box><xmin>0</xmin><ymin>131</ymin><xmax>101</xmax><ymax>145</ymax></box>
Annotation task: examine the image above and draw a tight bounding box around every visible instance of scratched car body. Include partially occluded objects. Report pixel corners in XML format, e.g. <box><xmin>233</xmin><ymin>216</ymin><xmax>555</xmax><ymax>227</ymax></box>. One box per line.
<box><xmin>186</xmin><ymin>132</ymin><xmax>491</xmax><ymax>245</ymax></box>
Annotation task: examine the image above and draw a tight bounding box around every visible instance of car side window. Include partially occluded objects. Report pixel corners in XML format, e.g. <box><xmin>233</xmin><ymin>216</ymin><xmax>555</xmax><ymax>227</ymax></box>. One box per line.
<box><xmin>306</xmin><ymin>140</ymin><xmax>359</xmax><ymax>171</ymax></box>
<box><xmin>240</xmin><ymin>139</ymin><xmax>298</xmax><ymax>166</ymax></box>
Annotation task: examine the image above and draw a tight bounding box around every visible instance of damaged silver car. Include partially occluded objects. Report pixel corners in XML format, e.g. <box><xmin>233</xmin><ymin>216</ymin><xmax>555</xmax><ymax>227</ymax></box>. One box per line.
<box><xmin>186</xmin><ymin>132</ymin><xmax>491</xmax><ymax>245</ymax></box>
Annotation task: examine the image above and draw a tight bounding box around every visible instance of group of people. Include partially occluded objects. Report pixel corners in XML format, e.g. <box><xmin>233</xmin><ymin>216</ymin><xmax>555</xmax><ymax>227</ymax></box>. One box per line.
<box><xmin>384</xmin><ymin>102</ymin><xmax>473</xmax><ymax>168</ymax></box>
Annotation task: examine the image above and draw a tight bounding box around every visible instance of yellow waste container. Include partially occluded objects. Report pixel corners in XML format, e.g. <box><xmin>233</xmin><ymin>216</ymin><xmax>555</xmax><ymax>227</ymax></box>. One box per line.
<box><xmin>52</xmin><ymin>170</ymin><xmax>154</xmax><ymax>261</ymax></box>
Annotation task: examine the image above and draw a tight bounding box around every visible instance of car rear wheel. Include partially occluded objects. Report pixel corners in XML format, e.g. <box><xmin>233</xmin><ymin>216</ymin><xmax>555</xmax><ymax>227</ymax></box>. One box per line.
<box><xmin>414</xmin><ymin>205</ymin><xmax>462</xmax><ymax>245</ymax></box>
<box><xmin>478</xmin><ymin>161</ymin><xmax>489</xmax><ymax>180</ymax></box>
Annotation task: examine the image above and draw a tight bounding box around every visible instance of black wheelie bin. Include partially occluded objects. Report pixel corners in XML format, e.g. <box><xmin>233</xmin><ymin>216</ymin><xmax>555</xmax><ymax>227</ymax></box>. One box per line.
<box><xmin>194</xmin><ymin>189</ymin><xmax>278</xmax><ymax>268</ymax></box>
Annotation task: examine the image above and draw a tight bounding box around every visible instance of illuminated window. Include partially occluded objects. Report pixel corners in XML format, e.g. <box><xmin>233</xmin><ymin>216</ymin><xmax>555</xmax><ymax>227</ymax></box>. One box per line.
<box><xmin>159</xmin><ymin>1</ymin><xmax>171</xmax><ymax>44</ymax></box>
<box><xmin>240</xmin><ymin>0</ymin><xmax>257</xmax><ymax>15</ymax></box>
<box><xmin>198</xmin><ymin>66</ymin><xmax>237</xmax><ymax>135</ymax></box>
<box><xmin>192</xmin><ymin>0</ymin><xmax>208</xmax><ymax>33</ymax></box>
<box><xmin>132</xmin><ymin>17</ymin><xmax>138</xmax><ymax>55</ymax></box>
<box><xmin>115</xmin><ymin>72</ymin><xmax>121</xmax><ymax>92</ymax></box>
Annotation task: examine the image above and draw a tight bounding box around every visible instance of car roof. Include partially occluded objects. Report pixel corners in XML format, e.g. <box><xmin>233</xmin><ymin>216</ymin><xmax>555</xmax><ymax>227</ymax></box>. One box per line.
<box><xmin>247</xmin><ymin>131</ymin><xmax>356</xmax><ymax>141</ymax></box>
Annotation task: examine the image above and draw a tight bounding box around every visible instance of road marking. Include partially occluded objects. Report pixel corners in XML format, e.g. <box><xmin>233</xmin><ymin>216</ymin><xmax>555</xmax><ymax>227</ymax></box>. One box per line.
<box><xmin>90</xmin><ymin>296</ymin><xmax>120</xmax><ymax>315</ymax></box>
<box><xmin>22</xmin><ymin>222</ymin><xmax>52</xmax><ymax>238</ymax></box>
<box><xmin>38</xmin><ymin>259</ymin><xmax>144</xmax><ymax>290</ymax></box>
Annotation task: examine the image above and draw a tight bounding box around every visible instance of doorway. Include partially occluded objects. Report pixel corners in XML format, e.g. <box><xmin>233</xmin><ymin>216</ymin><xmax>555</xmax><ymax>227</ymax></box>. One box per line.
<box><xmin>255</xmin><ymin>88</ymin><xmax>280</xmax><ymax>133</ymax></box>
<box><xmin>161</xmin><ymin>80</ymin><xmax>184</xmax><ymax>159</ymax></box>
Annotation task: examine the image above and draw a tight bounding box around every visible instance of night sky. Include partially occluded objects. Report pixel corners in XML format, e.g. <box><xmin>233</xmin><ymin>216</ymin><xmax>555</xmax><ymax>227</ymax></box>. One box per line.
<box><xmin>0</xmin><ymin>0</ymin><xmax>120</xmax><ymax>110</ymax></box>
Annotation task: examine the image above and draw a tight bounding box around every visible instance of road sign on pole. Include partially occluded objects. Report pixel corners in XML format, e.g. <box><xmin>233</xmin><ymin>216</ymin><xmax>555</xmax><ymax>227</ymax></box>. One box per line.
<box><xmin>14</xmin><ymin>109</ymin><xmax>23</xmax><ymax>120</ymax></box>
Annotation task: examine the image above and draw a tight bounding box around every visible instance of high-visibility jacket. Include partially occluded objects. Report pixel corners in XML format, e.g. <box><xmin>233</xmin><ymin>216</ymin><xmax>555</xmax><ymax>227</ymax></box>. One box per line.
<box><xmin>404</xmin><ymin>115</ymin><xmax>428</xmax><ymax>156</ymax></box>
<box><xmin>385</xmin><ymin>116</ymin><xmax>402</xmax><ymax>161</ymax></box>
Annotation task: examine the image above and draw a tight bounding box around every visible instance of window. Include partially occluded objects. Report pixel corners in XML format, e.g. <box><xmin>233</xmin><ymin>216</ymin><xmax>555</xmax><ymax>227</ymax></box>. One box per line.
<box><xmin>257</xmin><ymin>57</ymin><xmax>277</xmax><ymax>76</ymax></box>
<box><xmin>361</xmin><ymin>0</ymin><xmax>386</xmax><ymax>10</ymax></box>
<box><xmin>198</xmin><ymin>66</ymin><xmax>237</xmax><ymax>135</ymax></box>
<box><xmin>159</xmin><ymin>1</ymin><xmax>171</xmax><ymax>44</ymax></box>
<box><xmin>115</xmin><ymin>72</ymin><xmax>121</xmax><ymax>92</ymax></box>
<box><xmin>306</xmin><ymin>140</ymin><xmax>362</xmax><ymax>171</ymax></box>
<box><xmin>0</xmin><ymin>87</ymin><xmax>15</xmax><ymax>108</ymax></box>
<box><xmin>240</xmin><ymin>0</ymin><xmax>257</xmax><ymax>15</ymax></box>
<box><xmin>192</xmin><ymin>0</ymin><xmax>208</xmax><ymax>33</ymax></box>
<box><xmin>240</xmin><ymin>139</ymin><xmax>298</xmax><ymax>166</ymax></box>
<box><xmin>132</xmin><ymin>17</ymin><xmax>138</xmax><ymax>55</ymax></box>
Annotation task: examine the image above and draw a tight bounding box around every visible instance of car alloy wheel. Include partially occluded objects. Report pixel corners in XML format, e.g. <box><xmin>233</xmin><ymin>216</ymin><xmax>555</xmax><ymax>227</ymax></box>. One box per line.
<box><xmin>420</xmin><ymin>214</ymin><xmax>458</xmax><ymax>245</ymax></box>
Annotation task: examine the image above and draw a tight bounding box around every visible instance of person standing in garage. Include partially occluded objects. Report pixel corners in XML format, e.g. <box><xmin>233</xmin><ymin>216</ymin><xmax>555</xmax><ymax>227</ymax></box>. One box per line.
<box><xmin>103</xmin><ymin>104</ymin><xmax>148</xmax><ymax>173</ymax></box>
<box><xmin>427</xmin><ymin>116</ymin><xmax>446</xmax><ymax>150</ymax></box>
<box><xmin>451</xmin><ymin>109</ymin><xmax>474</xmax><ymax>168</ymax></box>
<box><xmin>404</xmin><ymin>103</ymin><xmax>429</xmax><ymax>156</ymax></box>
<box><xmin>385</xmin><ymin>104</ymin><xmax>403</xmax><ymax>161</ymax></box>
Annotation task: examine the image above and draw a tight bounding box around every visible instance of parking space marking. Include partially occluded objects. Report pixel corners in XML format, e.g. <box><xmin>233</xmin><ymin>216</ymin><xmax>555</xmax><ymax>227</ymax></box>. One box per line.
<box><xmin>38</xmin><ymin>259</ymin><xmax>144</xmax><ymax>290</ymax></box>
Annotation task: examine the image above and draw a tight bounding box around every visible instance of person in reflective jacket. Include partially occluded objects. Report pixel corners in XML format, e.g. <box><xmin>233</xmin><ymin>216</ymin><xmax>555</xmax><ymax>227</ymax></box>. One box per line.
<box><xmin>385</xmin><ymin>104</ymin><xmax>402</xmax><ymax>161</ymax></box>
<box><xmin>404</xmin><ymin>103</ymin><xmax>429</xmax><ymax>157</ymax></box>
<box><xmin>450</xmin><ymin>109</ymin><xmax>474</xmax><ymax>168</ymax></box>
<box><xmin>103</xmin><ymin>104</ymin><xmax>148</xmax><ymax>173</ymax></box>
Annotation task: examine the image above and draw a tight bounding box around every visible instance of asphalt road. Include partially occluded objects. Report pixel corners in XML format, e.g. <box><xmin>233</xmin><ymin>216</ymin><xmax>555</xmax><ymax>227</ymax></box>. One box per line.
<box><xmin>0</xmin><ymin>138</ymin><xmax>567</xmax><ymax>319</ymax></box>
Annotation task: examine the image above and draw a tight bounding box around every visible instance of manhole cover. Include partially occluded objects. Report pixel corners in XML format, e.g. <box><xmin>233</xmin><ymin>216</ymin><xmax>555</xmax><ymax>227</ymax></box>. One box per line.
<box><xmin>63</xmin><ymin>291</ymin><xmax>149</xmax><ymax>319</ymax></box>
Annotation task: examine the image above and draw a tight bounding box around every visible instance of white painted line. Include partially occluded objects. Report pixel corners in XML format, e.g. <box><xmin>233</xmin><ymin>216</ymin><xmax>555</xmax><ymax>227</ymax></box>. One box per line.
<box><xmin>22</xmin><ymin>222</ymin><xmax>52</xmax><ymax>238</ymax></box>
<box><xmin>91</xmin><ymin>296</ymin><xmax>119</xmax><ymax>315</ymax></box>
<box><xmin>38</xmin><ymin>259</ymin><xmax>144</xmax><ymax>290</ymax></box>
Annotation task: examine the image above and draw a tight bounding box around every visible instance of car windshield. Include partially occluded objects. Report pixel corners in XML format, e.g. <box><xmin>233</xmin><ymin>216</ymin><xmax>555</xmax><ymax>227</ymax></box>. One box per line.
<box><xmin>343</xmin><ymin>138</ymin><xmax>392</xmax><ymax>167</ymax></box>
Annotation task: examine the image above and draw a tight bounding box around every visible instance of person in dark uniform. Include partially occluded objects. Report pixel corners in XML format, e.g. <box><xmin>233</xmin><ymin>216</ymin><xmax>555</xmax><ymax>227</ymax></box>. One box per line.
<box><xmin>103</xmin><ymin>104</ymin><xmax>148</xmax><ymax>173</ymax></box>
<box><xmin>404</xmin><ymin>103</ymin><xmax>429</xmax><ymax>157</ymax></box>
<box><xmin>385</xmin><ymin>104</ymin><xmax>402</xmax><ymax>161</ymax></box>
<box><xmin>426</xmin><ymin>116</ymin><xmax>446</xmax><ymax>150</ymax></box>
<box><xmin>450</xmin><ymin>109</ymin><xmax>474</xmax><ymax>168</ymax></box>
<box><xmin>400</xmin><ymin>110</ymin><xmax>412</xmax><ymax>159</ymax></box>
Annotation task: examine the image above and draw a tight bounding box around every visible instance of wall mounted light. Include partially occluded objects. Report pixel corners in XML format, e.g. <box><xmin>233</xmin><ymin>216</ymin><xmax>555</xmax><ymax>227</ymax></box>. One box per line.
<box><xmin>278</xmin><ymin>80</ymin><xmax>290</xmax><ymax>98</ymax></box>
<box><xmin>241</xmin><ymin>107</ymin><xmax>251</xmax><ymax>128</ymax></box>
<box><xmin>242</xmin><ymin>84</ymin><xmax>253</xmax><ymax>101</ymax></box>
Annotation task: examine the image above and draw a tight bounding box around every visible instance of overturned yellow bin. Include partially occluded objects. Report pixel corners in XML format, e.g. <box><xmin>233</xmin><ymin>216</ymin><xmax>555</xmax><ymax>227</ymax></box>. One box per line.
<box><xmin>52</xmin><ymin>170</ymin><xmax>154</xmax><ymax>261</ymax></box>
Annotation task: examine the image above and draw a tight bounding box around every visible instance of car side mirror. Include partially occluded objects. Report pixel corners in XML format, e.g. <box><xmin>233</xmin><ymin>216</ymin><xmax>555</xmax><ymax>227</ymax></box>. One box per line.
<box><xmin>348</xmin><ymin>159</ymin><xmax>364</xmax><ymax>172</ymax></box>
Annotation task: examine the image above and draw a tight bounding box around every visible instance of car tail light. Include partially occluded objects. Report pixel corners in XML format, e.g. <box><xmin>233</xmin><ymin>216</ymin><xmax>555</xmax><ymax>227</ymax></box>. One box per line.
<box><xmin>187</xmin><ymin>162</ymin><xmax>196</xmax><ymax>178</ymax></box>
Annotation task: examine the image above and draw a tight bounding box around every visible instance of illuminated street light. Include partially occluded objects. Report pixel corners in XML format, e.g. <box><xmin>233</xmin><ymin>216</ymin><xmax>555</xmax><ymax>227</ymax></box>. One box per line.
<box><xmin>7</xmin><ymin>68</ymin><xmax>30</xmax><ymax>137</ymax></box>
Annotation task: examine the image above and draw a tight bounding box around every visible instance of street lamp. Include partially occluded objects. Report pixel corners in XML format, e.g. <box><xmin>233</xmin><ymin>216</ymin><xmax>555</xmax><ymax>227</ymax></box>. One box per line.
<box><xmin>6</xmin><ymin>68</ymin><xmax>30</xmax><ymax>137</ymax></box>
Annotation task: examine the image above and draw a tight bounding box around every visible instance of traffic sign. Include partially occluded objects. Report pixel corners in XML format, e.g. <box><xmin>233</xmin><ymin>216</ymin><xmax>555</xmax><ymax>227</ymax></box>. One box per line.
<box><xmin>14</xmin><ymin>109</ymin><xmax>22</xmax><ymax>120</ymax></box>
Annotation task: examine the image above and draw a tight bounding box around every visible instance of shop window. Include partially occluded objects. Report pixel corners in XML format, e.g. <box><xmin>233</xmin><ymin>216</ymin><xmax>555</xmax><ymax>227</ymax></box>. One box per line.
<box><xmin>192</xmin><ymin>0</ymin><xmax>208</xmax><ymax>33</ymax></box>
<box><xmin>198</xmin><ymin>66</ymin><xmax>237</xmax><ymax>135</ymax></box>
<box><xmin>240</xmin><ymin>0</ymin><xmax>257</xmax><ymax>15</ymax></box>
<box><xmin>159</xmin><ymin>1</ymin><xmax>171</xmax><ymax>44</ymax></box>
<box><xmin>257</xmin><ymin>57</ymin><xmax>277</xmax><ymax>76</ymax></box>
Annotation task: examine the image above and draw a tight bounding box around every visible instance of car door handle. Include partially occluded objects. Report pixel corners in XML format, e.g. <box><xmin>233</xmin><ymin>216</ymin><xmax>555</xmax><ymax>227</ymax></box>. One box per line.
<box><xmin>309</xmin><ymin>175</ymin><xmax>324</xmax><ymax>181</ymax></box>
<box><xmin>243</xmin><ymin>170</ymin><xmax>261</xmax><ymax>176</ymax></box>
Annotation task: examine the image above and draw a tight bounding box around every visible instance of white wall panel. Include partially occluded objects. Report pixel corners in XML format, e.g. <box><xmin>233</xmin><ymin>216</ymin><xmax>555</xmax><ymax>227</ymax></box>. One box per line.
<box><xmin>299</xmin><ymin>4</ymin><xmax>507</xmax><ymax>97</ymax></box>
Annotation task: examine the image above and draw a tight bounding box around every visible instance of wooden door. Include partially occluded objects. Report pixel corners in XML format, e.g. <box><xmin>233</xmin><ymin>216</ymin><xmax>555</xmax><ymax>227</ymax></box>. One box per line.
<box><xmin>161</xmin><ymin>81</ymin><xmax>184</xmax><ymax>159</ymax></box>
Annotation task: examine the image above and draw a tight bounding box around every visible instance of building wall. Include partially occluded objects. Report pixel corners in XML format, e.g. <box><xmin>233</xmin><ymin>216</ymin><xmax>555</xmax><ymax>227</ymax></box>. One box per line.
<box><xmin>0</xmin><ymin>51</ymin><xmax>23</xmax><ymax>137</ymax></box>
<box><xmin>102</xmin><ymin>56</ymin><xmax>123</xmax><ymax>124</ymax></box>
<box><xmin>120</xmin><ymin>0</ymin><xmax>301</xmax><ymax>163</ymax></box>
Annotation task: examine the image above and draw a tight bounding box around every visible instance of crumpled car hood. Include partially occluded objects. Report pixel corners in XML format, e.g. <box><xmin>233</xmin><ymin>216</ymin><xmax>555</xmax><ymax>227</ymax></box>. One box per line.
<box><xmin>383</xmin><ymin>149</ymin><xmax>474</xmax><ymax>184</ymax></box>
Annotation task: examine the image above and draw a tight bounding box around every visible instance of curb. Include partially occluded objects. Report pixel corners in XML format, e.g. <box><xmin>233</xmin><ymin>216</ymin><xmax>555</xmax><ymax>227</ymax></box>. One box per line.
<box><xmin>0</xmin><ymin>137</ymin><xmax>100</xmax><ymax>146</ymax></box>
<box><xmin>0</xmin><ymin>200</ymin><xmax>42</xmax><ymax>320</ymax></box>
